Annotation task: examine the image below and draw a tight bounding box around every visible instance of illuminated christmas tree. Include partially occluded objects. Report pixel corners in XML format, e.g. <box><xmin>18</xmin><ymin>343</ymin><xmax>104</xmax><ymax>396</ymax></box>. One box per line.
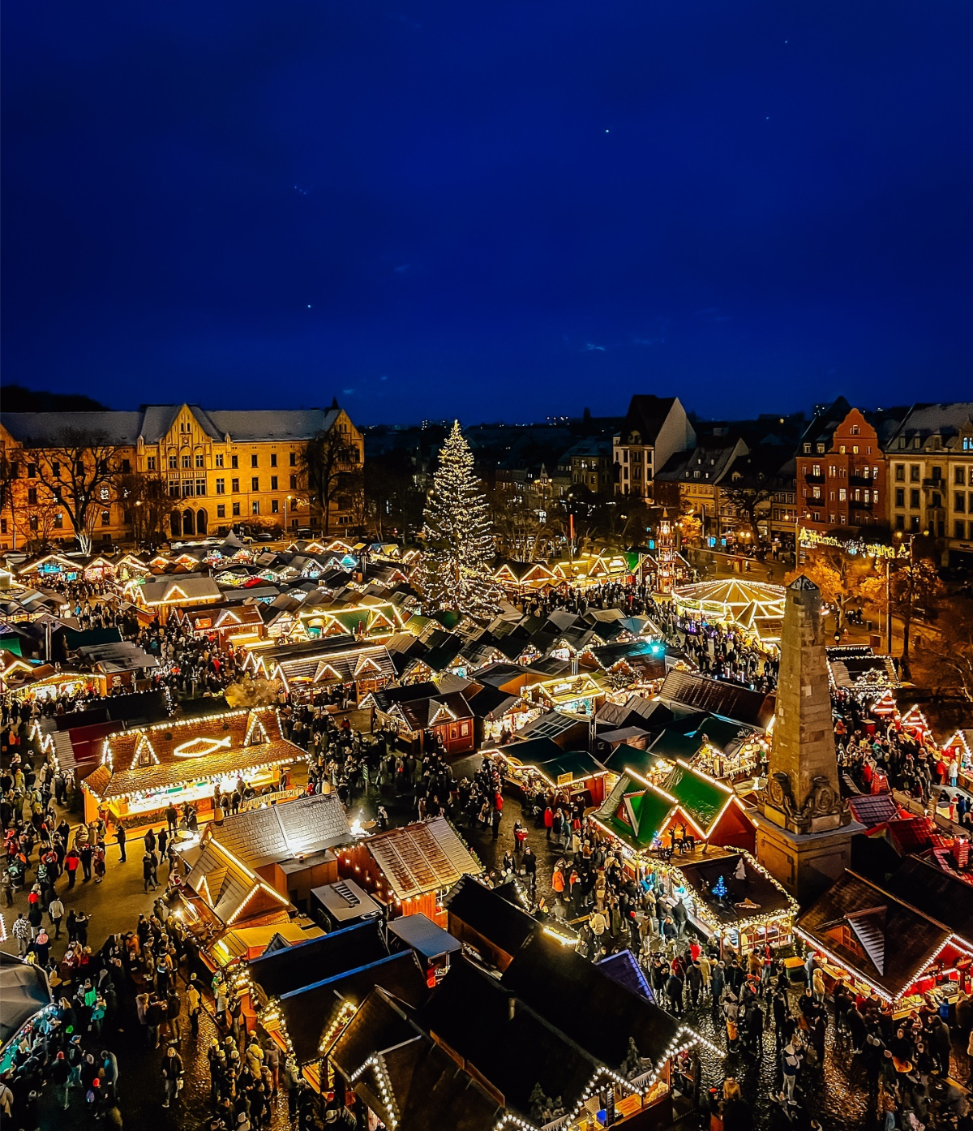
<box><xmin>419</xmin><ymin>421</ymin><xmax>500</xmax><ymax>617</ymax></box>
<box><xmin>712</xmin><ymin>874</ymin><xmax>728</xmax><ymax>899</ymax></box>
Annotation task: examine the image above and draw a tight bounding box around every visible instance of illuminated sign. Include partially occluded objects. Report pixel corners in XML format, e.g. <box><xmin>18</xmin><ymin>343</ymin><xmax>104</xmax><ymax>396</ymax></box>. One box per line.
<box><xmin>172</xmin><ymin>736</ymin><xmax>233</xmax><ymax>759</ymax></box>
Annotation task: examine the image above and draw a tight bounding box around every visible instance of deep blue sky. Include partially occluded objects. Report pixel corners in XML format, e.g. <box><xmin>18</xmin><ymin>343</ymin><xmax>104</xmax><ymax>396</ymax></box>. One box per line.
<box><xmin>3</xmin><ymin>1</ymin><xmax>972</xmax><ymax>424</ymax></box>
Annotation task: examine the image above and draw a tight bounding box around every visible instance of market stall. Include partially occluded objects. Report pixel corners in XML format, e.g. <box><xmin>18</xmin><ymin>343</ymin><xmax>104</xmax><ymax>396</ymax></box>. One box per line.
<box><xmin>491</xmin><ymin>739</ymin><xmax>610</xmax><ymax>808</ymax></box>
<box><xmin>80</xmin><ymin>706</ymin><xmax>303</xmax><ymax>832</ymax></box>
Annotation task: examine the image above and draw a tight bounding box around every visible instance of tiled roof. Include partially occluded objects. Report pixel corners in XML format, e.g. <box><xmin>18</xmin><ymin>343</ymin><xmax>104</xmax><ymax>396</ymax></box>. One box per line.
<box><xmin>281</xmin><ymin>951</ymin><xmax>429</xmax><ymax>1064</ymax></box>
<box><xmin>83</xmin><ymin>707</ymin><xmax>302</xmax><ymax>800</ymax></box>
<box><xmin>186</xmin><ymin>839</ymin><xmax>291</xmax><ymax>926</ymax></box>
<box><xmin>366</xmin><ymin>817</ymin><xmax>481</xmax><ymax>900</ymax></box>
<box><xmin>846</xmin><ymin>793</ymin><xmax>901</xmax><ymax>828</ymax></box>
<box><xmin>798</xmin><ymin>871</ymin><xmax>950</xmax><ymax>1000</ymax></box>
<box><xmin>208</xmin><ymin>793</ymin><xmax>350</xmax><ymax>867</ymax></box>
<box><xmin>658</xmin><ymin>669</ymin><xmax>775</xmax><ymax>729</ymax></box>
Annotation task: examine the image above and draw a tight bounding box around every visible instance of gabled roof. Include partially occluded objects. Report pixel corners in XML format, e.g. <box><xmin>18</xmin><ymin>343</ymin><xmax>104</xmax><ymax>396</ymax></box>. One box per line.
<box><xmin>501</xmin><ymin>932</ymin><xmax>684</xmax><ymax>1067</ymax></box>
<box><xmin>280</xmin><ymin>950</ymin><xmax>429</xmax><ymax>1064</ymax></box>
<box><xmin>445</xmin><ymin>875</ymin><xmax>537</xmax><ymax>959</ymax></box>
<box><xmin>205</xmin><ymin>792</ymin><xmax>350</xmax><ymax>868</ymax></box>
<box><xmin>658</xmin><ymin>669</ymin><xmax>775</xmax><ymax>729</ymax></box>
<box><xmin>664</xmin><ymin>760</ymin><xmax>736</xmax><ymax>835</ymax></box>
<box><xmin>365</xmin><ymin>817</ymin><xmax>482</xmax><ymax>900</ymax></box>
<box><xmin>617</xmin><ymin>395</ymin><xmax>682</xmax><ymax>447</ymax></box>
<box><xmin>186</xmin><ymin>839</ymin><xmax>291</xmax><ymax>927</ymax></box>
<box><xmin>249</xmin><ymin>920</ymin><xmax>388</xmax><ymax>1002</ymax></box>
<box><xmin>797</xmin><ymin>871</ymin><xmax>952</xmax><ymax>1000</ymax></box>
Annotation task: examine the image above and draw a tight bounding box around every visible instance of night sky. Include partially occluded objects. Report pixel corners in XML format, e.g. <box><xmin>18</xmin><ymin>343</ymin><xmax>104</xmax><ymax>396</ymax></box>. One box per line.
<box><xmin>3</xmin><ymin>1</ymin><xmax>972</xmax><ymax>424</ymax></box>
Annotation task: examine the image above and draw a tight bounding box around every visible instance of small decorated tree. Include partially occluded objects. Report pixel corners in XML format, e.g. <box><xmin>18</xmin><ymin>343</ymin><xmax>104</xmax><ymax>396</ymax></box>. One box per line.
<box><xmin>419</xmin><ymin>421</ymin><xmax>499</xmax><ymax>616</ymax></box>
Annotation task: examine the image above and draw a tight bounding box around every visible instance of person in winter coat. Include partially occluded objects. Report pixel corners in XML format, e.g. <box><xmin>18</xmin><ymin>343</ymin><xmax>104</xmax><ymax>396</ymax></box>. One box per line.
<box><xmin>161</xmin><ymin>1046</ymin><xmax>183</xmax><ymax>1108</ymax></box>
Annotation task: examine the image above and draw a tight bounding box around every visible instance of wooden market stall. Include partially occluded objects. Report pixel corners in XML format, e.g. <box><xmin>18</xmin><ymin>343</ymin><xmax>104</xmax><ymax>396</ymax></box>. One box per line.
<box><xmin>491</xmin><ymin>740</ymin><xmax>610</xmax><ymax>808</ymax></box>
<box><xmin>336</xmin><ymin>816</ymin><xmax>482</xmax><ymax>924</ymax></box>
<box><xmin>796</xmin><ymin>869</ymin><xmax>973</xmax><ymax>1011</ymax></box>
<box><xmin>80</xmin><ymin>706</ymin><xmax>303</xmax><ymax>832</ymax></box>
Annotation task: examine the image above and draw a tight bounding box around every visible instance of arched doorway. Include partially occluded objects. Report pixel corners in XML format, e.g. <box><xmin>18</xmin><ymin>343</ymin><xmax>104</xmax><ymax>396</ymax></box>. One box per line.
<box><xmin>182</xmin><ymin>509</ymin><xmax>195</xmax><ymax>536</ymax></box>
<box><xmin>196</xmin><ymin>509</ymin><xmax>208</xmax><ymax>536</ymax></box>
<box><xmin>170</xmin><ymin>511</ymin><xmax>182</xmax><ymax>538</ymax></box>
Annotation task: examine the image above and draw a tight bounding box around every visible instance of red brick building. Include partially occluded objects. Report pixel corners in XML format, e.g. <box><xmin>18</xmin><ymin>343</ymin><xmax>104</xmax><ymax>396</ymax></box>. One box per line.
<box><xmin>797</xmin><ymin>404</ymin><xmax>896</xmax><ymax>534</ymax></box>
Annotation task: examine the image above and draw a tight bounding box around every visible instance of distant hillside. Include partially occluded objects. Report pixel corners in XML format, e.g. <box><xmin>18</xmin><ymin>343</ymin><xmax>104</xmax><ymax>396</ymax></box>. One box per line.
<box><xmin>0</xmin><ymin>385</ymin><xmax>109</xmax><ymax>412</ymax></box>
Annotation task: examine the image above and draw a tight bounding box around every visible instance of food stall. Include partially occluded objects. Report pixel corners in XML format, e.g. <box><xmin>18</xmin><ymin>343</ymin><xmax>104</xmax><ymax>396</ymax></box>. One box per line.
<box><xmin>80</xmin><ymin>706</ymin><xmax>302</xmax><ymax>832</ymax></box>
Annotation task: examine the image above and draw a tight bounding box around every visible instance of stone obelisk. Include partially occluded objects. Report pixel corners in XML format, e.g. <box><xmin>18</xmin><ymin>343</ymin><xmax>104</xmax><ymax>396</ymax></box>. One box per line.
<box><xmin>754</xmin><ymin>576</ymin><xmax>861</xmax><ymax>904</ymax></box>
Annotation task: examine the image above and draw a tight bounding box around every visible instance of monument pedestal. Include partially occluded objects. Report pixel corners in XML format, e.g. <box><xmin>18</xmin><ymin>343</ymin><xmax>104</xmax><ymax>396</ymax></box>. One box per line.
<box><xmin>754</xmin><ymin>811</ymin><xmax>863</xmax><ymax>907</ymax></box>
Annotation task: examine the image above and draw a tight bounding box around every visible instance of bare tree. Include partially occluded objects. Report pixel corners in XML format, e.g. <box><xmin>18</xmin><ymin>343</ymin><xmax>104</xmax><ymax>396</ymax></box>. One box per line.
<box><xmin>25</xmin><ymin>430</ymin><xmax>122</xmax><ymax>554</ymax></box>
<box><xmin>117</xmin><ymin>471</ymin><xmax>171</xmax><ymax>547</ymax></box>
<box><xmin>299</xmin><ymin>427</ymin><xmax>359</xmax><ymax>536</ymax></box>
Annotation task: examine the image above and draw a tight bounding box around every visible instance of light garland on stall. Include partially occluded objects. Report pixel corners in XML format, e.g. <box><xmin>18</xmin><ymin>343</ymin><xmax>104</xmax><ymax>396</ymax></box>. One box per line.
<box><xmin>350</xmin><ymin>1053</ymin><xmax>400</xmax><ymax>1129</ymax></box>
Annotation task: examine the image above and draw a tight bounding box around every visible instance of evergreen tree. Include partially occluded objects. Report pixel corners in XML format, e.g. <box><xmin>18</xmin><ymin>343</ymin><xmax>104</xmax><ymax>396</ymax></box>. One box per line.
<box><xmin>419</xmin><ymin>421</ymin><xmax>499</xmax><ymax>616</ymax></box>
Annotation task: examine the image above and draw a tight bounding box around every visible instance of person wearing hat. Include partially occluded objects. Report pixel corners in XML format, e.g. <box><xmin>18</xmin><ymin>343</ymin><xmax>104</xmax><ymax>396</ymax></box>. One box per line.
<box><xmin>51</xmin><ymin>1050</ymin><xmax>71</xmax><ymax>1110</ymax></box>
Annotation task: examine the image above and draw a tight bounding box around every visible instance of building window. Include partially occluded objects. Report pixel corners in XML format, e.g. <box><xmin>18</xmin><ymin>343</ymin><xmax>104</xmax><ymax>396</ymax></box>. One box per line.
<box><xmin>289</xmin><ymin>475</ymin><xmax>298</xmax><ymax>490</ymax></box>
<box><xmin>217</xmin><ymin>504</ymin><xmax>226</xmax><ymax>518</ymax></box>
<box><xmin>838</xmin><ymin>489</ymin><xmax>846</xmax><ymax>502</ymax></box>
<box><xmin>895</xmin><ymin>488</ymin><xmax>905</xmax><ymax>507</ymax></box>
<box><xmin>289</xmin><ymin>451</ymin><xmax>297</xmax><ymax>466</ymax></box>
<box><xmin>182</xmin><ymin>481</ymin><xmax>194</xmax><ymax>498</ymax></box>
<box><xmin>121</xmin><ymin>459</ymin><xmax>131</xmax><ymax>473</ymax></box>
<box><xmin>29</xmin><ymin>515</ymin><xmax>38</xmax><ymax>532</ymax></box>
<box><xmin>955</xmin><ymin>494</ymin><xmax>966</xmax><ymax>513</ymax></box>
<box><xmin>27</xmin><ymin>488</ymin><xmax>38</xmax><ymax>505</ymax></box>
<box><xmin>195</xmin><ymin>453</ymin><xmax>204</xmax><ymax>468</ymax></box>
<box><xmin>271</xmin><ymin>499</ymin><xmax>279</xmax><ymax>513</ymax></box>
<box><xmin>964</xmin><ymin>438</ymin><xmax>973</xmax><ymax>451</ymax></box>
<box><xmin>101</xmin><ymin>510</ymin><xmax>111</xmax><ymax>526</ymax></box>
<box><xmin>215</xmin><ymin>453</ymin><xmax>224</xmax><ymax>468</ymax></box>
<box><xmin>251</xmin><ymin>477</ymin><xmax>259</xmax><ymax>492</ymax></box>
<box><xmin>215</xmin><ymin>479</ymin><xmax>225</xmax><ymax>495</ymax></box>
<box><xmin>231</xmin><ymin>455</ymin><xmax>239</xmax><ymax>469</ymax></box>
<box><xmin>169</xmin><ymin>455</ymin><xmax>178</xmax><ymax>470</ymax></box>
<box><xmin>231</xmin><ymin>478</ymin><xmax>240</xmax><ymax>493</ymax></box>
<box><xmin>147</xmin><ymin>457</ymin><xmax>156</xmax><ymax>471</ymax></box>
<box><xmin>873</xmin><ymin>491</ymin><xmax>878</xmax><ymax>507</ymax></box>
<box><xmin>168</xmin><ymin>482</ymin><xmax>180</xmax><ymax>498</ymax></box>
<box><xmin>0</xmin><ymin>519</ymin><xmax>6</xmax><ymax>534</ymax></box>
<box><xmin>252</xmin><ymin>501</ymin><xmax>260</xmax><ymax>515</ymax></box>
<box><xmin>812</xmin><ymin>464</ymin><xmax>821</xmax><ymax>476</ymax></box>
<box><xmin>852</xmin><ymin>445</ymin><xmax>859</xmax><ymax>455</ymax></box>
<box><xmin>270</xmin><ymin>476</ymin><xmax>278</xmax><ymax>491</ymax></box>
<box><xmin>195</xmin><ymin>479</ymin><xmax>206</xmax><ymax>497</ymax></box>
<box><xmin>53</xmin><ymin>513</ymin><xmax>63</xmax><ymax>529</ymax></box>
<box><xmin>956</xmin><ymin>467</ymin><xmax>967</xmax><ymax>485</ymax></box>
<box><xmin>909</xmin><ymin>490</ymin><xmax>920</xmax><ymax>509</ymax></box>
<box><xmin>181</xmin><ymin>454</ymin><xmax>191</xmax><ymax>469</ymax></box>
<box><xmin>270</xmin><ymin>453</ymin><xmax>277</xmax><ymax>467</ymax></box>
<box><xmin>232</xmin><ymin>502</ymin><xmax>241</xmax><ymax>517</ymax></box>
<box><xmin>910</xmin><ymin>465</ymin><xmax>920</xmax><ymax>482</ymax></box>
<box><xmin>954</xmin><ymin>519</ymin><xmax>966</xmax><ymax>539</ymax></box>
<box><xmin>251</xmin><ymin>454</ymin><xmax>258</xmax><ymax>468</ymax></box>
<box><xmin>895</xmin><ymin>514</ymin><xmax>905</xmax><ymax>531</ymax></box>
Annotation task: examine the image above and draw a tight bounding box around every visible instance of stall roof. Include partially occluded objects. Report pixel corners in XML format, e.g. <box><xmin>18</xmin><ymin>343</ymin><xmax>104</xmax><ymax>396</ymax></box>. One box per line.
<box><xmin>658</xmin><ymin>669</ymin><xmax>775</xmax><ymax>729</ymax></box>
<box><xmin>536</xmin><ymin>749</ymin><xmax>606</xmax><ymax>783</ymax></box>
<box><xmin>797</xmin><ymin>870</ymin><xmax>951</xmax><ymax>1000</ymax></box>
<box><xmin>387</xmin><ymin>913</ymin><xmax>461</xmax><ymax>960</ymax></box>
<box><xmin>249</xmin><ymin>920</ymin><xmax>388</xmax><ymax>1002</ymax></box>
<box><xmin>678</xmin><ymin>854</ymin><xmax>794</xmax><ymax>928</ymax></box>
<box><xmin>82</xmin><ymin>707</ymin><xmax>302</xmax><ymax>801</ymax></box>
<box><xmin>647</xmin><ymin>729</ymin><xmax>704</xmax><ymax>763</ymax></box>
<box><xmin>206</xmin><ymin>792</ymin><xmax>351</xmax><ymax>868</ymax></box>
<box><xmin>501</xmin><ymin>932</ymin><xmax>686</xmax><ymax>1068</ymax></box>
<box><xmin>445</xmin><ymin>874</ymin><xmax>537</xmax><ymax>959</ymax></box>
<box><xmin>280</xmin><ymin>950</ymin><xmax>429</xmax><ymax>1065</ymax></box>
<box><xmin>600</xmin><ymin>743</ymin><xmax>670</xmax><ymax>779</ymax></box>
<box><xmin>882</xmin><ymin>856</ymin><xmax>973</xmax><ymax>945</ymax></box>
<box><xmin>311</xmin><ymin>879</ymin><xmax>383</xmax><ymax>924</ymax></box>
<box><xmin>0</xmin><ymin>953</ymin><xmax>52</xmax><ymax>1048</ymax></box>
<box><xmin>365</xmin><ymin>816</ymin><xmax>482</xmax><ymax>901</ymax></box>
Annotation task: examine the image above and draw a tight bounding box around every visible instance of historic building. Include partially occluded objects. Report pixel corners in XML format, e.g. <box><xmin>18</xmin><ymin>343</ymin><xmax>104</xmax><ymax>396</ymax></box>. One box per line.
<box><xmin>795</xmin><ymin>401</ymin><xmax>902</xmax><ymax>536</ymax></box>
<box><xmin>0</xmin><ymin>401</ymin><xmax>362</xmax><ymax>548</ymax></box>
<box><xmin>882</xmin><ymin>402</ymin><xmax>973</xmax><ymax>563</ymax></box>
<box><xmin>612</xmin><ymin>395</ymin><xmax>695</xmax><ymax>500</ymax></box>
